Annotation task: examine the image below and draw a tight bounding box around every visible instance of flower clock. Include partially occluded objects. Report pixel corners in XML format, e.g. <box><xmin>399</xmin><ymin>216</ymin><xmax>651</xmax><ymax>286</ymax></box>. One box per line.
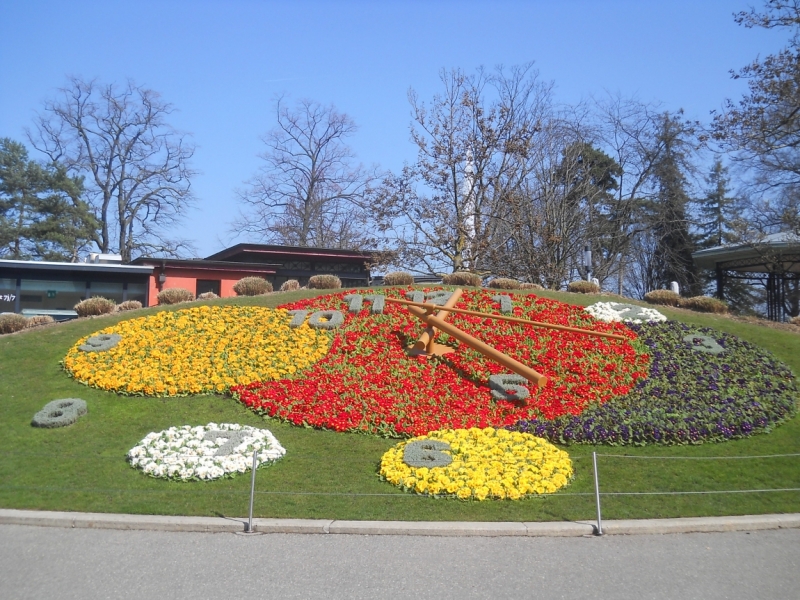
<box><xmin>127</xmin><ymin>423</ymin><xmax>286</xmax><ymax>481</ymax></box>
<box><xmin>63</xmin><ymin>287</ymin><xmax>798</xmax><ymax>498</ymax></box>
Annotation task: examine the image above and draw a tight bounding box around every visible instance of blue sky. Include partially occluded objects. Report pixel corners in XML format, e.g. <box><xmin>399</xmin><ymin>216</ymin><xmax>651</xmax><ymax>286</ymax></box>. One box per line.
<box><xmin>0</xmin><ymin>0</ymin><xmax>790</xmax><ymax>257</ymax></box>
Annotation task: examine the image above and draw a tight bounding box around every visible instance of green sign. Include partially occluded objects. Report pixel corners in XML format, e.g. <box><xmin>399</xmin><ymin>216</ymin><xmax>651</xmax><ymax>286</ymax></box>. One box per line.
<box><xmin>47</xmin><ymin>290</ymin><xmax>57</xmax><ymax>298</ymax></box>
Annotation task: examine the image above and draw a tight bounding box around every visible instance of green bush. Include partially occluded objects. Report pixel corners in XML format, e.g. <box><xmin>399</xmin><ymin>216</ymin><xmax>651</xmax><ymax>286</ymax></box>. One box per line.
<box><xmin>233</xmin><ymin>276</ymin><xmax>272</xmax><ymax>296</ymax></box>
<box><xmin>680</xmin><ymin>295</ymin><xmax>728</xmax><ymax>314</ymax></box>
<box><xmin>644</xmin><ymin>289</ymin><xmax>682</xmax><ymax>307</ymax></box>
<box><xmin>156</xmin><ymin>288</ymin><xmax>194</xmax><ymax>305</ymax></box>
<box><xmin>308</xmin><ymin>274</ymin><xmax>342</xmax><ymax>289</ymax></box>
<box><xmin>519</xmin><ymin>282</ymin><xmax>544</xmax><ymax>291</ymax></box>
<box><xmin>567</xmin><ymin>280</ymin><xmax>600</xmax><ymax>294</ymax></box>
<box><xmin>0</xmin><ymin>313</ymin><xmax>29</xmax><ymax>334</ymax></box>
<box><xmin>383</xmin><ymin>271</ymin><xmax>415</xmax><ymax>286</ymax></box>
<box><xmin>26</xmin><ymin>315</ymin><xmax>55</xmax><ymax>328</ymax></box>
<box><xmin>487</xmin><ymin>277</ymin><xmax>522</xmax><ymax>290</ymax></box>
<box><xmin>196</xmin><ymin>292</ymin><xmax>219</xmax><ymax>300</ymax></box>
<box><xmin>115</xmin><ymin>300</ymin><xmax>143</xmax><ymax>312</ymax></box>
<box><xmin>441</xmin><ymin>271</ymin><xmax>482</xmax><ymax>287</ymax></box>
<box><xmin>279</xmin><ymin>279</ymin><xmax>300</xmax><ymax>292</ymax></box>
<box><xmin>74</xmin><ymin>296</ymin><xmax>116</xmax><ymax>317</ymax></box>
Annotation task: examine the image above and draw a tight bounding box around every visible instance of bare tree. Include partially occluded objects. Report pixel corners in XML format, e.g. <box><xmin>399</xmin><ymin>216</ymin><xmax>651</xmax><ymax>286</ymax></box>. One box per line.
<box><xmin>373</xmin><ymin>64</ymin><xmax>553</xmax><ymax>274</ymax></box>
<box><xmin>235</xmin><ymin>96</ymin><xmax>377</xmax><ymax>249</ymax></box>
<box><xmin>28</xmin><ymin>77</ymin><xmax>196</xmax><ymax>262</ymax></box>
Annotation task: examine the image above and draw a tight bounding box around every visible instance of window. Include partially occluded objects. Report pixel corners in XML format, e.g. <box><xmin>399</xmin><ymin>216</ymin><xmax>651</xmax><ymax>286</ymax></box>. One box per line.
<box><xmin>89</xmin><ymin>282</ymin><xmax>124</xmax><ymax>304</ymax></box>
<box><xmin>196</xmin><ymin>279</ymin><xmax>221</xmax><ymax>296</ymax></box>
<box><xmin>126</xmin><ymin>283</ymin><xmax>147</xmax><ymax>304</ymax></box>
<box><xmin>0</xmin><ymin>278</ymin><xmax>16</xmax><ymax>311</ymax></box>
<box><xmin>20</xmin><ymin>280</ymin><xmax>85</xmax><ymax>311</ymax></box>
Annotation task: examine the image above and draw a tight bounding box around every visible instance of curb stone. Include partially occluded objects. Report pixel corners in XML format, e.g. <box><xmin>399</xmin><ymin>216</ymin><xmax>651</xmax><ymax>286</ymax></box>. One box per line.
<box><xmin>2</xmin><ymin>509</ymin><xmax>800</xmax><ymax>536</ymax></box>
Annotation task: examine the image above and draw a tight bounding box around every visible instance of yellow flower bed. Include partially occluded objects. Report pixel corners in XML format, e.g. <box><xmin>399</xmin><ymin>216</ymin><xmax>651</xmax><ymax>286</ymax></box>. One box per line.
<box><xmin>379</xmin><ymin>428</ymin><xmax>573</xmax><ymax>500</ymax></box>
<box><xmin>63</xmin><ymin>306</ymin><xmax>330</xmax><ymax>396</ymax></box>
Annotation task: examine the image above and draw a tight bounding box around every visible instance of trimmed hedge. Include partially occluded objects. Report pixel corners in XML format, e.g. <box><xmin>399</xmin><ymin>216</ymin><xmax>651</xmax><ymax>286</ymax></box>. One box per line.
<box><xmin>279</xmin><ymin>279</ymin><xmax>300</xmax><ymax>292</ymax></box>
<box><xmin>441</xmin><ymin>271</ymin><xmax>482</xmax><ymax>287</ymax></box>
<box><xmin>681</xmin><ymin>295</ymin><xmax>728</xmax><ymax>314</ymax></box>
<box><xmin>26</xmin><ymin>315</ymin><xmax>55</xmax><ymax>328</ymax></box>
<box><xmin>487</xmin><ymin>277</ymin><xmax>522</xmax><ymax>290</ymax></box>
<box><xmin>75</xmin><ymin>296</ymin><xmax>116</xmax><ymax>317</ymax></box>
<box><xmin>519</xmin><ymin>282</ymin><xmax>544</xmax><ymax>291</ymax></box>
<box><xmin>0</xmin><ymin>313</ymin><xmax>29</xmax><ymax>334</ymax></box>
<box><xmin>644</xmin><ymin>289</ymin><xmax>681</xmax><ymax>307</ymax></box>
<box><xmin>157</xmin><ymin>288</ymin><xmax>195</xmax><ymax>305</ymax></box>
<box><xmin>115</xmin><ymin>300</ymin><xmax>143</xmax><ymax>312</ymax></box>
<box><xmin>308</xmin><ymin>274</ymin><xmax>342</xmax><ymax>289</ymax></box>
<box><xmin>567</xmin><ymin>280</ymin><xmax>600</xmax><ymax>294</ymax></box>
<box><xmin>233</xmin><ymin>276</ymin><xmax>272</xmax><ymax>296</ymax></box>
<box><xmin>197</xmin><ymin>291</ymin><xmax>219</xmax><ymax>300</ymax></box>
<box><xmin>383</xmin><ymin>271</ymin><xmax>415</xmax><ymax>286</ymax></box>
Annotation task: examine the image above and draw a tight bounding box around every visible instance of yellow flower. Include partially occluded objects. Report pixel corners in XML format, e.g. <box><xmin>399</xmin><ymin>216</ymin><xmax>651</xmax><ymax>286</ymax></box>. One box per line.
<box><xmin>62</xmin><ymin>306</ymin><xmax>331</xmax><ymax>397</ymax></box>
<box><xmin>379</xmin><ymin>428</ymin><xmax>573</xmax><ymax>501</ymax></box>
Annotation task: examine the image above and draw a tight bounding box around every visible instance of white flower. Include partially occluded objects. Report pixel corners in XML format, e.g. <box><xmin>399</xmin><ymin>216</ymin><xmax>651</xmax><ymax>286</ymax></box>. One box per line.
<box><xmin>584</xmin><ymin>302</ymin><xmax>667</xmax><ymax>324</ymax></box>
<box><xmin>127</xmin><ymin>423</ymin><xmax>286</xmax><ymax>481</ymax></box>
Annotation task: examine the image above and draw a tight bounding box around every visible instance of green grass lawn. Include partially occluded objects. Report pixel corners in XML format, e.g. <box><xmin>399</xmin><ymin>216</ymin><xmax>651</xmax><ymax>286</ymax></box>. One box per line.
<box><xmin>1</xmin><ymin>287</ymin><xmax>799</xmax><ymax>522</ymax></box>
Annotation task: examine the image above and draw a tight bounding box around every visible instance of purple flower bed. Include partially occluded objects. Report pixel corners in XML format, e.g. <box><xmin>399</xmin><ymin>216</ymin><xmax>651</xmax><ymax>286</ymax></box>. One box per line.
<box><xmin>509</xmin><ymin>321</ymin><xmax>798</xmax><ymax>445</ymax></box>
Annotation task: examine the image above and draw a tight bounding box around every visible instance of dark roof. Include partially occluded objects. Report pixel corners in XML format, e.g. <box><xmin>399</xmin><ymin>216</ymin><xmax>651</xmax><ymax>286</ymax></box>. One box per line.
<box><xmin>205</xmin><ymin>243</ymin><xmax>374</xmax><ymax>262</ymax></box>
<box><xmin>692</xmin><ymin>232</ymin><xmax>800</xmax><ymax>273</ymax></box>
<box><xmin>0</xmin><ymin>258</ymin><xmax>153</xmax><ymax>275</ymax></box>
<box><xmin>131</xmin><ymin>257</ymin><xmax>281</xmax><ymax>273</ymax></box>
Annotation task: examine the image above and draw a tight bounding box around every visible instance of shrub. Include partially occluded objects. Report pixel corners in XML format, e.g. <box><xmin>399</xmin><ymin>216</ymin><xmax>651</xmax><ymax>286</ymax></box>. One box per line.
<box><xmin>197</xmin><ymin>291</ymin><xmax>219</xmax><ymax>300</ymax></box>
<box><xmin>157</xmin><ymin>287</ymin><xmax>194</xmax><ymax>305</ymax></box>
<box><xmin>680</xmin><ymin>295</ymin><xmax>728</xmax><ymax>314</ymax></box>
<box><xmin>790</xmin><ymin>315</ymin><xmax>800</xmax><ymax>326</ymax></box>
<box><xmin>26</xmin><ymin>315</ymin><xmax>55</xmax><ymax>328</ymax></box>
<box><xmin>383</xmin><ymin>271</ymin><xmax>415</xmax><ymax>286</ymax></box>
<box><xmin>307</xmin><ymin>274</ymin><xmax>342</xmax><ymax>289</ymax></box>
<box><xmin>0</xmin><ymin>313</ymin><xmax>29</xmax><ymax>334</ymax></box>
<box><xmin>74</xmin><ymin>296</ymin><xmax>116</xmax><ymax>317</ymax></box>
<box><xmin>487</xmin><ymin>277</ymin><xmax>522</xmax><ymax>290</ymax></box>
<box><xmin>441</xmin><ymin>271</ymin><xmax>482</xmax><ymax>287</ymax></box>
<box><xmin>115</xmin><ymin>300</ymin><xmax>143</xmax><ymax>312</ymax></box>
<box><xmin>519</xmin><ymin>282</ymin><xmax>544</xmax><ymax>291</ymax></box>
<box><xmin>567</xmin><ymin>280</ymin><xmax>600</xmax><ymax>294</ymax></box>
<box><xmin>233</xmin><ymin>276</ymin><xmax>272</xmax><ymax>296</ymax></box>
<box><xmin>643</xmin><ymin>289</ymin><xmax>682</xmax><ymax>307</ymax></box>
<box><xmin>279</xmin><ymin>279</ymin><xmax>300</xmax><ymax>292</ymax></box>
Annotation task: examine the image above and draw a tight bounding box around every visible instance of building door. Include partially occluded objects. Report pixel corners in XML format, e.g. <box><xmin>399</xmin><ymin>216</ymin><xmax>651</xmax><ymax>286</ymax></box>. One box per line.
<box><xmin>196</xmin><ymin>279</ymin><xmax>221</xmax><ymax>296</ymax></box>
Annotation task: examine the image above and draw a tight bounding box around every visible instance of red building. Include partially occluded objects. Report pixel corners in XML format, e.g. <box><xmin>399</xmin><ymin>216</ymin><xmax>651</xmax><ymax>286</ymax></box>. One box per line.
<box><xmin>132</xmin><ymin>243</ymin><xmax>373</xmax><ymax>306</ymax></box>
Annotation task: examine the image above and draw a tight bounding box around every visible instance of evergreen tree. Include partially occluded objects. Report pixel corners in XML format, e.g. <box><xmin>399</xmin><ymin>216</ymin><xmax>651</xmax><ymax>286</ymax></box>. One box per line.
<box><xmin>695</xmin><ymin>158</ymin><xmax>761</xmax><ymax>312</ymax></box>
<box><xmin>696</xmin><ymin>158</ymin><xmax>738</xmax><ymax>249</ymax></box>
<box><xmin>0</xmin><ymin>138</ymin><xmax>97</xmax><ymax>261</ymax></box>
<box><xmin>558</xmin><ymin>142</ymin><xmax>624</xmax><ymax>282</ymax></box>
<box><xmin>644</xmin><ymin>113</ymin><xmax>702</xmax><ymax>295</ymax></box>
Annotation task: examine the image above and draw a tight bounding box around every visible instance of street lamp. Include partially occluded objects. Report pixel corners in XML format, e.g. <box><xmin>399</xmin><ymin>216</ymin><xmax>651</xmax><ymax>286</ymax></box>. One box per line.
<box><xmin>583</xmin><ymin>245</ymin><xmax>592</xmax><ymax>281</ymax></box>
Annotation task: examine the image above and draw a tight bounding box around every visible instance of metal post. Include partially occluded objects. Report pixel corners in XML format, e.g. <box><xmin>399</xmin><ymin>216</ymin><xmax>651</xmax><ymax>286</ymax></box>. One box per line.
<box><xmin>592</xmin><ymin>451</ymin><xmax>603</xmax><ymax>536</ymax></box>
<box><xmin>246</xmin><ymin>449</ymin><xmax>258</xmax><ymax>533</ymax></box>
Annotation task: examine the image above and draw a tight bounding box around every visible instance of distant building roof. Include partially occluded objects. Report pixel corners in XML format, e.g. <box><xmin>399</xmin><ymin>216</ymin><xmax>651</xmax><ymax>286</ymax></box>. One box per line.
<box><xmin>692</xmin><ymin>232</ymin><xmax>800</xmax><ymax>273</ymax></box>
<box><xmin>205</xmin><ymin>243</ymin><xmax>374</xmax><ymax>262</ymax></box>
<box><xmin>0</xmin><ymin>258</ymin><xmax>153</xmax><ymax>275</ymax></box>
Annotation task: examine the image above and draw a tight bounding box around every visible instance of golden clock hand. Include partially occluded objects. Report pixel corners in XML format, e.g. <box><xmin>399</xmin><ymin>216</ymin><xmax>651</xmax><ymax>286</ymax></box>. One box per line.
<box><xmin>388</xmin><ymin>298</ymin><xmax>627</xmax><ymax>341</ymax></box>
<box><xmin>390</xmin><ymin>297</ymin><xmax>548</xmax><ymax>388</ymax></box>
<box><xmin>409</xmin><ymin>288</ymin><xmax>463</xmax><ymax>356</ymax></box>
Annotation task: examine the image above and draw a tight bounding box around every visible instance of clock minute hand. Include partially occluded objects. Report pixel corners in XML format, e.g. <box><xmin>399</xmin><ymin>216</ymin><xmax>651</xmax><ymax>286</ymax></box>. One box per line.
<box><xmin>388</xmin><ymin>297</ymin><xmax>548</xmax><ymax>388</ymax></box>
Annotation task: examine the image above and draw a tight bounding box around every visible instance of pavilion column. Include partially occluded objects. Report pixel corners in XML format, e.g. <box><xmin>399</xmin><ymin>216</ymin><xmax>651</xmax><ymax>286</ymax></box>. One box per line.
<box><xmin>715</xmin><ymin>264</ymin><xmax>725</xmax><ymax>301</ymax></box>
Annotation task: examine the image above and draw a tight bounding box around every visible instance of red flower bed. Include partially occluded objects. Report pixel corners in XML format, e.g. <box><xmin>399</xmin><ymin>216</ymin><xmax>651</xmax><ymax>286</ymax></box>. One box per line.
<box><xmin>231</xmin><ymin>288</ymin><xmax>649</xmax><ymax>437</ymax></box>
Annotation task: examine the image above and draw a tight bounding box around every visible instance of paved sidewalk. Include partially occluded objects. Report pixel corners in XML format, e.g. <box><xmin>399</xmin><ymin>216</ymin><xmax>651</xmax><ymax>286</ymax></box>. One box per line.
<box><xmin>2</xmin><ymin>508</ymin><xmax>799</xmax><ymax>536</ymax></box>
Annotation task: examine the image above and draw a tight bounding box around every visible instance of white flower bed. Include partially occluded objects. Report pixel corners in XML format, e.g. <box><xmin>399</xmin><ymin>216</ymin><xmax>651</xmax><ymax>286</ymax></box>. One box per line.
<box><xmin>584</xmin><ymin>302</ymin><xmax>667</xmax><ymax>323</ymax></box>
<box><xmin>127</xmin><ymin>423</ymin><xmax>286</xmax><ymax>481</ymax></box>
